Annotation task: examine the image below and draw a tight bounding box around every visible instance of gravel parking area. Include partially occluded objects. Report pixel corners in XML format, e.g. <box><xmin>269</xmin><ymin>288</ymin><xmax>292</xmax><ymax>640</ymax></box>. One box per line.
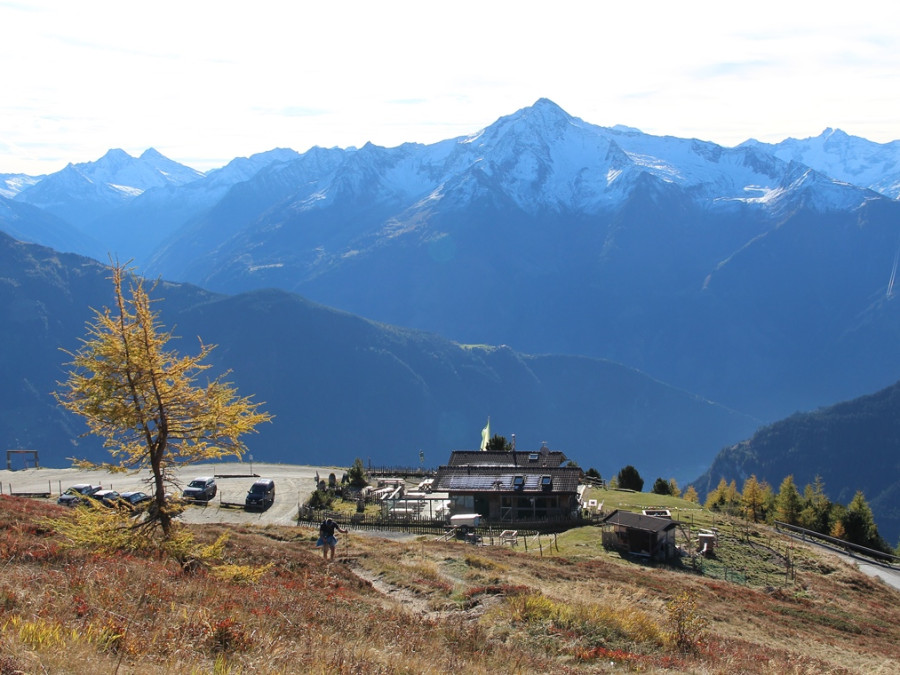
<box><xmin>0</xmin><ymin>462</ymin><xmax>340</xmax><ymax>528</ymax></box>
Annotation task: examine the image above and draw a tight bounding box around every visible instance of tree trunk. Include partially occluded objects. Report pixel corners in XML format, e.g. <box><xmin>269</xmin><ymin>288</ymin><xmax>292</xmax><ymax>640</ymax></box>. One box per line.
<box><xmin>150</xmin><ymin>441</ymin><xmax>171</xmax><ymax>537</ymax></box>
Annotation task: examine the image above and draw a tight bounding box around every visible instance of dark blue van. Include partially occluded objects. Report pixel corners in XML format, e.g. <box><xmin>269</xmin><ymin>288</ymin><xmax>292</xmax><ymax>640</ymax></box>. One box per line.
<box><xmin>245</xmin><ymin>478</ymin><xmax>275</xmax><ymax>510</ymax></box>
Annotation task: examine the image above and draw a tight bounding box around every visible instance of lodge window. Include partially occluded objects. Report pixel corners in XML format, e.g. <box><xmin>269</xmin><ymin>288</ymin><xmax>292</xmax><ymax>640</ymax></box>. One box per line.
<box><xmin>451</xmin><ymin>495</ymin><xmax>474</xmax><ymax>512</ymax></box>
<box><xmin>512</xmin><ymin>495</ymin><xmax>559</xmax><ymax>520</ymax></box>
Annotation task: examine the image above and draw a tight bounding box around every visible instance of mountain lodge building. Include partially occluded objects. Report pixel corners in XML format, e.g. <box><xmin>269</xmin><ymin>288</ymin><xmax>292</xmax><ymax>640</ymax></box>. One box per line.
<box><xmin>431</xmin><ymin>444</ymin><xmax>581</xmax><ymax>525</ymax></box>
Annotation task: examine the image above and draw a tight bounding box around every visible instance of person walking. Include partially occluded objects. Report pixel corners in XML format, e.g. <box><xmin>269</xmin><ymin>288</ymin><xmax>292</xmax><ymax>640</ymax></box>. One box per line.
<box><xmin>316</xmin><ymin>517</ymin><xmax>348</xmax><ymax>562</ymax></box>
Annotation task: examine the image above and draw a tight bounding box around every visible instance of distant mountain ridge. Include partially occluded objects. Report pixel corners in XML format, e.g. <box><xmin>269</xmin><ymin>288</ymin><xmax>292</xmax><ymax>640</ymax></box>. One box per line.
<box><xmin>2</xmin><ymin>102</ymin><xmax>894</xmax><ymax>279</ymax></box>
<box><xmin>0</xmin><ymin>173</ymin><xmax>42</xmax><ymax>200</ymax></box>
<box><xmin>12</xmin><ymin>148</ymin><xmax>202</xmax><ymax>227</ymax></box>
<box><xmin>3</xmin><ymin>101</ymin><xmax>900</xmax><ymax>423</ymax></box>
<box><xmin>742</xmin><ymin>128</ymin><xmax>900</xmax><ymax>199</ymax></box>
<box><xmin>3</xmin><ymin>101</ymin><xmax>896</xmax><ymax>249</ymax></box>
<box><xmin>0</xmin><ymin>232</ymin><xmax>757</xmax><ymax>481</ymax></box>
<box><xmin>693</xmin><ymin>378</ymin><xmax>900</xmax><ymax>545</ymax></box>
<box><xmin>121</xmin><ymin>101</ymin><xmax>900</xmax><ymax>423</ymax></box>
<box><xmin>0</xmin><ymin>195</ymin><xmax>100</xmax><ymax>258</ymax></box>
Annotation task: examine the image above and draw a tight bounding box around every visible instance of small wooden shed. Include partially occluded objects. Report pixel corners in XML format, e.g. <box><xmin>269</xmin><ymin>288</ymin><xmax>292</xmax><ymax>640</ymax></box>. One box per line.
<box><xmin>600</xmin><ymin>509</ymin><xmax>678</xmax><ymax>561</ymax></box>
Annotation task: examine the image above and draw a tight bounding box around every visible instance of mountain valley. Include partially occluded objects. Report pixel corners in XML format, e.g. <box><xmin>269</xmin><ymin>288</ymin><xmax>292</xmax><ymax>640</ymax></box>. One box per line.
<box><xmin>3</xmin><ymin>99</ymin><xmax>900</xmax><ymax>540</ymax></box>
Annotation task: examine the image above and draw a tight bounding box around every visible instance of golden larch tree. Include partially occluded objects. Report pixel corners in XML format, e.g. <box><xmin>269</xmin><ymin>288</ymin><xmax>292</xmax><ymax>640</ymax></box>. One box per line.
<box><xmin>741</xmin><ymin>475</ymin><xmax>765</xmax><ymax>523</ymax></box>
<box><xmin>56</xmin><ymin>262</ymin><xmax>271</xmax><ymax>536</ymax></box>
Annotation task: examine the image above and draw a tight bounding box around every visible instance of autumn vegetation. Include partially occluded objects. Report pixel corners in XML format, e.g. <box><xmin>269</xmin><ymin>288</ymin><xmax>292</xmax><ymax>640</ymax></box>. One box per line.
<box><xmin>703</xmin><ymin>473</ymin><xmax>893</xmax><ymax>553</ymax></box>
<box><xmin>597</xmin><ymin>463</ymin><xmax>893</xmax><ymax>554</ymax></box>
<box><xmin>1</xmin><ymin>489</ymin><xmax>899</xmax><ymax>673</ymax></box>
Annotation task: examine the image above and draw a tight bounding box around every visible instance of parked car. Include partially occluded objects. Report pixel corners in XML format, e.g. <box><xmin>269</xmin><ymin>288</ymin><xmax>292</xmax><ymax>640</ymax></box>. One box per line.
<box><xmin>182</xmin><ymin>477</ymin><xmax>217</xmax><ymax>501</ymax></box>
<box><xmin>245</xmin><ymin>478</ymin><xmax>275</xmax><ymax>510</ymax></box>
<box><xmin>87</xmin><ymin>489</ymin><xmax>122</xmax><ymax>508</ymax></box>
<box><xmin>57</xmin><ymin>484</ymin><xmax>100</xmax><ymax>507</ymax></box>
<box><xmin>119</xmin><ymin>491</ymin><xmax>152</xmax><ymax>509</ymax></box>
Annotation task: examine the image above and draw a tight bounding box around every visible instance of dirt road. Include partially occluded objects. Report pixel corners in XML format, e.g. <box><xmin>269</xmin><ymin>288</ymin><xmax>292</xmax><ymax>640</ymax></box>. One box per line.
<box><xmin>786</xmin><ymin>533</ymin><xmax>900</xmax><ymax>592</ymax></box>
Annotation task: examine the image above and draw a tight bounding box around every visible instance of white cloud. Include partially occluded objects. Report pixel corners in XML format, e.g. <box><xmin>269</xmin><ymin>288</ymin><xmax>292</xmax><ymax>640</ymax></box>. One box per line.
<box><xmin>1</xmin><ymin>0</ymin><xmax>898</xmax><ymax>174</ymax></box>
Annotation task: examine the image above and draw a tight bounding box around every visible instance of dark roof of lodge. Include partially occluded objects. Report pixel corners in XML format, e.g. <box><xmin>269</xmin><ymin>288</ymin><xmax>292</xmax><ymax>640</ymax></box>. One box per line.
<box><xmin>446</xmin><ymin>449</ymin><xmax>568</xmax><ymax>468</ymax></box>
<box><xmin>432</xmin><ymin>465</ymin><xmax>581</xmax><ymax>494</ymax></box>
<box><xmin>601</xmin><ymin>509</ymin><xmax>678</xmax><ymax>534</ymax></box>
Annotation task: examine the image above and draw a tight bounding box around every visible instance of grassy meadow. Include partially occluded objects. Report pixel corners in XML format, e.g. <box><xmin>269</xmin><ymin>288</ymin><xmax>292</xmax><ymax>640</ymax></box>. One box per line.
<box><xmin>1</xmin><ymin>490</ymin><xmax>898</xmax><ymax>674</ymax></box>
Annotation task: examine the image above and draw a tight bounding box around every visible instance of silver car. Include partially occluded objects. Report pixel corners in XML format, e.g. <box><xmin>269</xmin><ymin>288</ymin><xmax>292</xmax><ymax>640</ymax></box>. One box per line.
<box><xmin>182</xmin><ymin>477</ymin><xmax>217</xmax><ymax>501</ymax></box>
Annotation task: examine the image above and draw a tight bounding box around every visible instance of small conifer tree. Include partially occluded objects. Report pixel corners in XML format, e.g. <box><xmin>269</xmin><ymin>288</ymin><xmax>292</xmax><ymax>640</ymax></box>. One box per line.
<box><xmin>652</xmin><ymin>477</ymin><xmax>672</xmax><ymax>495</ymax></box>
<box><xmin>347</xmin><ymin>457</ymin><xmax>368</xmax><ymax>487</ymax></box>
<box><xmin>616</xmin><ymin>465</ymin><xmax>644</xmax><ymax>491</ymax></box>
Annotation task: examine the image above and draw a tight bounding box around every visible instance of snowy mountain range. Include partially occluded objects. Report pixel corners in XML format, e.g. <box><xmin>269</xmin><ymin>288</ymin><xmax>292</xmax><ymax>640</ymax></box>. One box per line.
<box><xmin>3</xmin><ymin>97</ymin><xmax>900</xmax><ymax>465</ymax></box>
<box><xmin>3</xmin><ymin>99</ymin><xmax>897</xmax><ymax>235</ymax></box>
<box><xmin>742</xmin><ymin>128</ymin><xmax>900</xmax><ymax>199</ymax></box>
<box><xmin>12</xmin><ymin>148</ymin><xmax>202</xmax><ymax>225</ymax></box>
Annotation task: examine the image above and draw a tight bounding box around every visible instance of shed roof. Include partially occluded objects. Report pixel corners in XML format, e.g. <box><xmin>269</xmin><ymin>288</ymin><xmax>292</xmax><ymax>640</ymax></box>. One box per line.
<box><xmin>601</xmin><ymin>509</ymin><xmax>678</xmax><ymax>534</ymax></box>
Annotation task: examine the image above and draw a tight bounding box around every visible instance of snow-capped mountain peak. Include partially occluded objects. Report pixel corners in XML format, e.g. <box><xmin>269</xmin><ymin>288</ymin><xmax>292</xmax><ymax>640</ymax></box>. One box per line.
<box><xmin>741</xmin><ymin>129</ymin><xmax>900</xmax><ymax>199</ymax></box>
<box><xmin>13</xmin><ymin>149</ymin><xmax>205</xmax><ymax>227</ymax></box>
<box><xmin>0</xmin><ymin>173</ymin><xmax>42</xmax><ymax>199</ymax></box>
<box><xmin>74</xmin><ymin>148</ymin><xmax>202</xmax><ymax>193</ymax></box>
<box><xmin>202</xmin><ymin>148</ymin><xmax>303</xmax><ymax>189</ymax></box>
<box><xmin>427</xmin><ymin>100</ymin><xmax>809</xmax><ymax>214</ymax></box>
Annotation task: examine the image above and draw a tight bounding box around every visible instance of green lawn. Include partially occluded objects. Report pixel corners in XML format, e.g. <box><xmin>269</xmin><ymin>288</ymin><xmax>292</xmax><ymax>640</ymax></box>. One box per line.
<box><xmin>581</xmin><ymin>485</ymin><xmax>711</xmax><ymax>528</ymax></box>
<box><xmin>550</xmin><ymin>486</ymin><xmax>800</xmax><ymax>588</ymax></box>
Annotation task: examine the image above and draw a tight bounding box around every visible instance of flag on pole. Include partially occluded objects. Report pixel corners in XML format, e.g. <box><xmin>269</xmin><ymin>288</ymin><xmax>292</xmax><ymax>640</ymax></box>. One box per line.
<box><xmin>480</xmin><ymin>417</ymin><xmax>491</xmax><ymax>451</ymax></box>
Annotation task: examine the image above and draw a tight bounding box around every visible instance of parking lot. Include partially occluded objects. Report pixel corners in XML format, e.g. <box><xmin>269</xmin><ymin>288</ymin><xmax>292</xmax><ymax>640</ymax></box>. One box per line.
<box><xmin>0</xmin><ymin>462</ymin><xmax>337</xmax><ymax>527</ymax></box>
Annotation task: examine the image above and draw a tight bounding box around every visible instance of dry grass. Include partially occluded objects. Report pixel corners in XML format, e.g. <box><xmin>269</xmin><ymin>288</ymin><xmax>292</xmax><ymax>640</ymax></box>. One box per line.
<box><xmin>1</xmin><ymin>494</ymin><xmax>899</xmax><ymax>674</ymax></box>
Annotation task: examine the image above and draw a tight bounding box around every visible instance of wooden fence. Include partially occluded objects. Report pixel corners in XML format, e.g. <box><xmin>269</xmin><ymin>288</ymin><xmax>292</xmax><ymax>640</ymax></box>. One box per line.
<box><xmin>775</xmin><ymin>520</ymin><xmax>900</xmax><ymax>565</ymax></box>
<box><xmin>298</xmin><ymin>506</ymin><xmax>549</xmax><ymax>544</ymax></box>
<box><xmin>366</xmin><ymin>466</ymin><xmax>436</xmax><ymax>479</ymax></box>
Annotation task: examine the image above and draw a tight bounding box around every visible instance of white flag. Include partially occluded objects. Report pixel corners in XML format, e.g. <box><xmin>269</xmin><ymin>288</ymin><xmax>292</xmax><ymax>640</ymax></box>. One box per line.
<box><xmin>480</xmin><ymin>417</ymin><xmax>491</xmax><ymax>451</ymax></box>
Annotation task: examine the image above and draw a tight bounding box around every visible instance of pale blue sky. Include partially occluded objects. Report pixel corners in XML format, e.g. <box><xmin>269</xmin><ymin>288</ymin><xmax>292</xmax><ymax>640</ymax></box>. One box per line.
<box><xmin>2</xmin><ymin>0</ymin><xmax>898</xmax><ymax>174</ymax></box>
